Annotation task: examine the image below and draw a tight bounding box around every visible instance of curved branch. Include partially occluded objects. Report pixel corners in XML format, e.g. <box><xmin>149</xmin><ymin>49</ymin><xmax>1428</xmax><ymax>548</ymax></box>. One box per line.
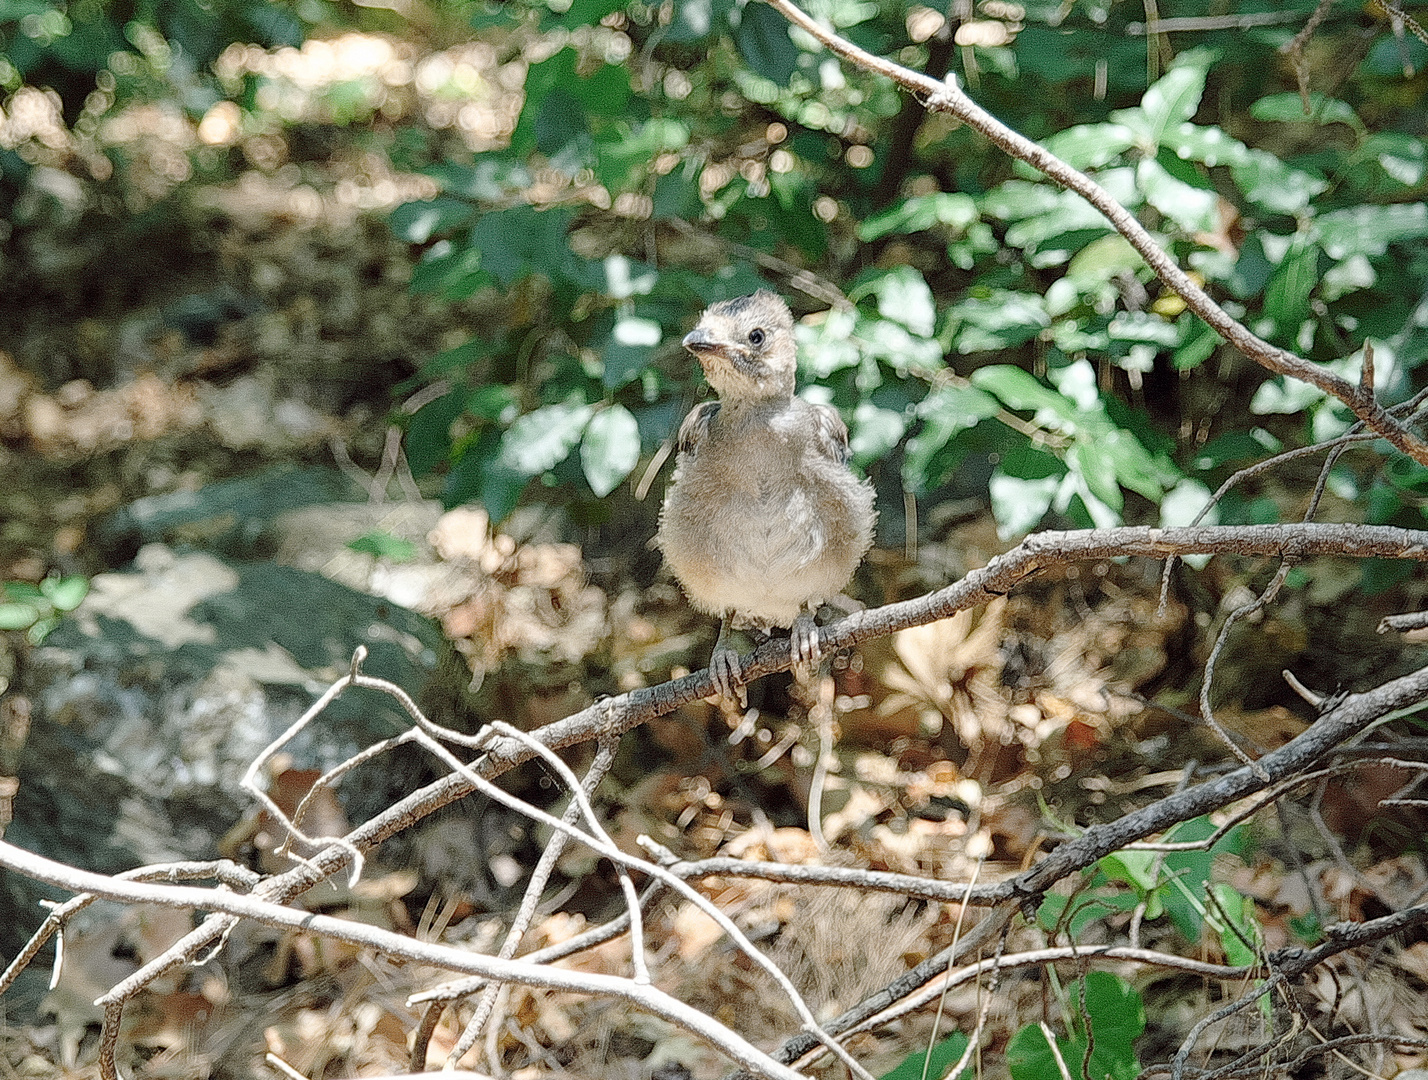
<box><xmin>0</xmin><ymin>841</ymin><xmax>805</xmax><ymax>1080</ymax></box>
<box><xmin>763</xmin><ymin>0</ymin><xmax>1428</xmax><ymax>467</ymax></box>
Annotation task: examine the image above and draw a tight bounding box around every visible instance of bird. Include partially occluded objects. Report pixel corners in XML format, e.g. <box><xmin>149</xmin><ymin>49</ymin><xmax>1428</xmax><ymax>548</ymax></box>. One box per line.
<box><xmin>655</xmin><ymin>290</ymin><xmax>876</xmax><ymax>704</ymax></box>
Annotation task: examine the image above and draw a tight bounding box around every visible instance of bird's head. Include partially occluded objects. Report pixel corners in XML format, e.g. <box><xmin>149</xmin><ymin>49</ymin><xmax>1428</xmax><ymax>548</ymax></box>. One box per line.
<box><xmin>682</xmin><ymin>290</ymin><xmax>796</xmax><ymax>402</ymax></box>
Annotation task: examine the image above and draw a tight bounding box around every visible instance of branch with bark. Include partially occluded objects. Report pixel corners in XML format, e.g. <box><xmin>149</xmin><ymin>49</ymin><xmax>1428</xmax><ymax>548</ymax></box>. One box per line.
<box><xmin>3</xmin><ymin>523</ymin><xmax>1428</xmax><ymax>1077</ymax></box>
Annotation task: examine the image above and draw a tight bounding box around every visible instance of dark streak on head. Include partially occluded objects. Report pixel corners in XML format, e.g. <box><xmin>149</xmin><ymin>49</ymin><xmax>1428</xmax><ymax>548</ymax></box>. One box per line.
<box><xmin>707</xmin><ymin>290</ymin><xmax>792</xmax><ymax>331</ymax></box>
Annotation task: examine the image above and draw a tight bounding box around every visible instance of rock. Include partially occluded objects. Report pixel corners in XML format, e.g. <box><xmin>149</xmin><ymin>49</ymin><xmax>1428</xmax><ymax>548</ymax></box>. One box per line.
<box><xmin>3</xmin><ymin>543</ymin><xmax>446</xmax><ymax>970</ymax></box>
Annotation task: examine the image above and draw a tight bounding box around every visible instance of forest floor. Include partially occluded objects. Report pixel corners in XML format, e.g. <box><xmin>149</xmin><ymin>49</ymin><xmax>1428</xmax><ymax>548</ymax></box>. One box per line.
<box><xmin>2</xmin><ymin>32</ymin><xmax>1428</xmax><ymax>1080</ymax></box>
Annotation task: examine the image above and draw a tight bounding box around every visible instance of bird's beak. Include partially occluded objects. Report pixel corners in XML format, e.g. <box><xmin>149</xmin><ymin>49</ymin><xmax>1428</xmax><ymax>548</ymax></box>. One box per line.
<box><xmin>683</xmin><ymin>326</ymin><xmax>734</xmax><ymax>371</ymax></box>
<box><xmin>683</xmin><ymin>327</ymin><xmax>718</xmax><ymax>352</ymax></box>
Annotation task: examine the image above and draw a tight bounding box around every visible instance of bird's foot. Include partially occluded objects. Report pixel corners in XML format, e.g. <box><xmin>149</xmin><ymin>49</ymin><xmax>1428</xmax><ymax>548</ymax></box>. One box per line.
<box><xmin>709</xmin><ymin>618</ymin><xmax>748</xmax><ymax>708</ymax></box>
<box><xmin>790</xmin><ymin>612</ymin><xmax>822</xmax><ymax>682</ymax></box>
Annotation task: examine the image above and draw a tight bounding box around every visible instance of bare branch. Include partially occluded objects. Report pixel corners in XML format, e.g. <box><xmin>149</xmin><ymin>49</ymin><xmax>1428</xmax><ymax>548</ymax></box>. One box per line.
<box><xmin>0</xmin><ymin>840</ymin><xmax>805</xmax><ymax>1080</ymax></box>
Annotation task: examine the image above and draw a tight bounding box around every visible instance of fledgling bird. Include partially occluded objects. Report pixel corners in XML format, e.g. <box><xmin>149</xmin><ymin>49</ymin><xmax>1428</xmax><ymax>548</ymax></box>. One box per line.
<box><xmin>656</xmin><ymin>290</ymin><xmax>876</xmax><ymax>703</ymax></box>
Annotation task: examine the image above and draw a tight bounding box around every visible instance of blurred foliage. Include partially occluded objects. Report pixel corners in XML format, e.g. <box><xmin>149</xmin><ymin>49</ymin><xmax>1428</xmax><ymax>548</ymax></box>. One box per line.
<box><xmin>0</xmin><ymin>573</ymin><xmax>88</xmax><ymax>642</ymax></box>
<box><xmin>0</xmin><ymin>0</ymin><xmax>312</xmax><ymax>118</ymax></box>
<box><xmin>0</xmin><ymin>0</ymin><xmax>321</xmax><ymax>201</ymax></box>
<box><xmin>384</xmin><ymin>0</ymin><xmax>1428</xmax><ymax>540</ymax></box>
<box><xmin>5</xmin><ymin>0</ymin><xmax>1428</xmax><ymax>539</ymax></box>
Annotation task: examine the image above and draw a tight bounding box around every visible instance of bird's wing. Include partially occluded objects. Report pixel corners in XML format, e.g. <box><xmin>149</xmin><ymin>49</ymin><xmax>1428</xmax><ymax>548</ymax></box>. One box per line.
<box><xmin>809</xmin><ymin>402</ymin><xmax>852</xmax><ymax>466</ymax></box>
<box><xmin>676</xmin><ymin>401</ymin><xmax>720</xmax><ymax>454</ymax></box>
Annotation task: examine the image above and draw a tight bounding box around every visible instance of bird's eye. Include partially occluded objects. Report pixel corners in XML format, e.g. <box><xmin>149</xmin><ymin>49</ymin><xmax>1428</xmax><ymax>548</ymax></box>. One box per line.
<box><xmin>749</xmin><ymin>328</ymin><xmax>766</xmax><ymax>347</ymax></box>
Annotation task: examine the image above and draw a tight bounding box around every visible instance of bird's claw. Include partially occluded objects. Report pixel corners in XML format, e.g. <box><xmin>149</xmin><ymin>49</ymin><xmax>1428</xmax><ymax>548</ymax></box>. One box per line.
<box><xmin>709</xmin><ymin>645</ymin><xmax>748</xmax><ymax>708</ymax></box>
<box><xmin>790</xmin><ymin>613</ymin><xmax>822</xmax><ymax>677</ymax></box>
<box><xmin>791</xmin><ymin>613</ymin><xmax>822</xmax><ymax>666</ymax></box>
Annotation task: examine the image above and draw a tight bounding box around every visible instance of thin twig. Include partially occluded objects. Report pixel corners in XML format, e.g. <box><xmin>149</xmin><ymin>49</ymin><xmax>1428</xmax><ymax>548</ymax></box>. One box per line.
<box><xmin>446</xmin><ymin>736</ymin><xmax>623</xmax><ymax>1065</ymax></box>
<box><xmin>0</xmin><ymin>841</ymin><xmax>806</xmax><ymax>1080</ymax></box>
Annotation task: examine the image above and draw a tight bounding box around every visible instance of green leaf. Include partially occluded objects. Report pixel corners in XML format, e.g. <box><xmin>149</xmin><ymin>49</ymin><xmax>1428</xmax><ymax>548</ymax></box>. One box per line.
<box><xmin>858</xmin><ymin>192</ymin><xmax>979</xmax><ymax>240</ymax></box>
<box><xmin>1041</xmin><ymin>122</ymin><xmax>1138</xmax><ymax>171</ymax></box>
<box><xmin>1160</xmin><ymin>816</ymin><xmax>1216</xmax><ymax>940</ymax></box>
<box><xmin>1002</xmin><ymin>190</ymin><xmax>1120</xmax><ymax>254</ymax></box>
<box><xmin>423</xmin><ymin>338</ymin><xmax>497</xmax><ymax>377</ymax></box>
<box><xmin>469</xmin><ymin>205</ymin><xmax>578</xmax><ymax>286</ymax></box>
<box><xmin>1159</xmin><ymin>123</ymin><xmax>1248</xmax><ymax>167</ymax></box>
<box><xmin>580</xmin><ymin>404</ymin><xmax>641</xmax><ymax>497</ymax></box>
<box><xmin>1315</xmin><ymin>202</ymin><xmax>1428</xmax><ymax>259</ymax></box>
<box><xmin>0</xmin><ymin>602</ymin><xmax>39</xmax><ymax>630</ymax></box>
<box><xmin>405</xmin><ymin>391</ymin><xmax>463</xmax><ymax>476</ymax></box>
<box><xmin>1068</xmin><ymin>438</ymin><xmax>1125</xmax><ymax>512</ymax></box>
<box><xmin>347</xmin><ymin>532</ymin><xmax>418</xmax><ymax>561</ymax></box>
<box><xmin>1004</xmin><ymin>1005</ymin><xmax>1089</xmax><ymax>1080</ymax></box>
<box><xmin>470</xmin><ymin>384</ymin><xmax>520</xmax><ymax>422</ymax></box>
<box><xmin>423</xmin><ymin>158</ymin><xmax>530</xmax><ymax>201</ymax></box>
<box><xmin>667</xmin><ymin>0</ymin><xmax>731</xmax><ymax>42</ymax></box>
<box><xmin>1108</xmin><ymin>311</ymin><xmax>1182</xmax><ymax>348</ymax></box>
<box><xmin>1174</xmin><ymin>320</ymin><xmax>1220</xmax><ymax>371</ymax></box>
<box><xmin>1008</xmin><ymin>973</ymin><xmax>1144</xmax><ymax>1080</ymax></box>
<box><xmin>1098</xmin><ymin>848</ymin><xmax>1159</xmax><ymax>892</ymax></box>
<box><xmin>902</xmin><ymin>384</ymin><xmax>1000</xmax><ymax>493</ymax></box>
<box><xmin>949</xmin><ymin>292</ymin><xmax>1052</xmax><ymax>354</ymax></box>
<box><xmin>1066</xmin><ymin>234</ymin><xmax>1145</xmax><ymax>284</ymax></box>
<box><xmin>390</xmin><ymin>197</ymin><xmax>477</xmax><ymax>244</ymax></box>
<box><xmin>411</xmin><ymin>241</ymin><xmax>487</xmax><ymax>299</ymax></box>
<box><xmin>597</xmin><ymin>118</ymin><xmax>690</xmax><ymax>189</ymax></box>
<box><xmin>1160</xmin><ymin>478</ymin><xmax>1218</xmax><ymax>528</ymax></box>
<box><xmin>1136</xmin><ymin>157</ymin><xmax>1217</xmax><ymax>233</ymax></box>
<box><xmin>38</xmin><ymin>574</ymin><xmax>88</xmax><ymax>612</ymax></box>
<box><xmin>971</xmin><ymin>366</ymin><xmax>1074</xmax><ymax>420</ymax></box>
<box><xmin>1289</xmin><ymin>913</ymin><xmax>1323</xmax><ymax>945</ymax></box>
<box><xmin>855</xmin><ymin>267</ymin><xmax>936</xmax><ymax>338</ymax></box>
<box><xmin>0</xmin><ymin>0</ymin><xmax>57</xmax><ymax>23</ymax></box>
<box><xmin>498</xmin><ymin>403</ymin><xmax>593</xmax><ymax>475</ymax></box>
<box><xmin>733</xmin><ymin>0</ymin><xmax>798</xmax><ymax>86</ymax></box>
<box><xmin>879</xmin><ymin>1032</ymin><xmax>971</xmax><ymax>1080</ymax></box>
<box><xmin>446</xmin><ymin>430</ymin><xmax>527</xmax><ymax>520</ymax></box>
<box><xmin>512</xmin><ymin>48</ymin><xmax>629</xmax><ymax>157</ymax></box>
<box><xmin>602</xmin><ymin>314</ymin><xmax>662</xmax><ymax>389</ymax></box>
<box><xmin>981</xmin><ymin>180</ymin><xmax>1063</xmax><ymax>221</ymax></box>
<box><xmin>1251</xmin><ymin>92</ymin><xmax>1364</xmax><ymax>132</ymax></box>
<box><xmin>536</xmin><ymin>86</ymin><xmax>591</xmax><ymax>160</ymax></box>
<box><xmin>1105</xmin><ymin>428</ymin><xmax>1172</xmax><ymax>501</ymax></box>
<box><xmin>1138</xmin><ymin>62</ymin><xmax>1209</xmax><ymax>143</ymax></box>
<box><xmin>797</xmin><ymin>309</ymin><xmax>861</xmax><ymax>377</ymax></box>
<box><xmin>989</xmin><ymin>472</ymin><xmax>1060</xmax><ymax>536</ymax></box>
<box><xmin>1261</xmin><ymin>237</ymin><xmax>1321</xmax><ymax>342</ymax></box>
<box><xmin>1364</xmin><ymin>132</ymin><xmax>1427</xmax><ymax>186</ymax></box>
<box><xmin>1231</xmin><ymin>150</ymin><xmax>1327</xmax><ymax>214</ymax></box>
<box><xmin>849</xmin><ymin>402</ymin><xmax>905</xmax><ymax>467</ymax></box>
<box><xmin>1212</xmin><ymin>882</ymin><xmax>1262</xmax><ymax>967</ymax></box>
<box><xmin>990</xmin><ymin>461</ymin><xmax>1062</xmax><ymax>538</ymax></box>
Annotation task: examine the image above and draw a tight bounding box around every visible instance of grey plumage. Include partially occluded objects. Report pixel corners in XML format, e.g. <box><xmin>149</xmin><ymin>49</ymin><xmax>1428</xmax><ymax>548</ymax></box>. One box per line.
<box><xmin>655</xmin><ymin>290</ymin><xmax>876</xmax><ymax>702</ymax></box>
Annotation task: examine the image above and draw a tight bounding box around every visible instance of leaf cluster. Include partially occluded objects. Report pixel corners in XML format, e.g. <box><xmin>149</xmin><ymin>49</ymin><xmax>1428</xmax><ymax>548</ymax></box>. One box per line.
<box><xmin>389</xmin><ymin>0</ymin><xmax>1428</xmax><ymax>541</ymax></box>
